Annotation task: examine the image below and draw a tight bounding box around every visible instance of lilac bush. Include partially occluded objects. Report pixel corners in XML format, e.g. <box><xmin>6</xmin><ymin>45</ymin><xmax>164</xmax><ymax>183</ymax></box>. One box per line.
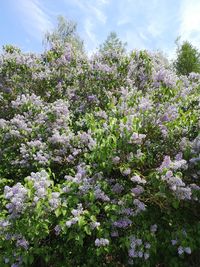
<box><xmin>0</xmin><ymin>41</ymin><xmax>199</xmax><ymax>267</ymax></box>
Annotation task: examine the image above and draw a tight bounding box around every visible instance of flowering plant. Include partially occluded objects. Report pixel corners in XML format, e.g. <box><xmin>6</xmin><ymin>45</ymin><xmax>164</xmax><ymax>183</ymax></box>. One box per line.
<box><xmin>0</xmin><ymin>42</ymin><xmax>199</xmax><ymax>266</ymax></box>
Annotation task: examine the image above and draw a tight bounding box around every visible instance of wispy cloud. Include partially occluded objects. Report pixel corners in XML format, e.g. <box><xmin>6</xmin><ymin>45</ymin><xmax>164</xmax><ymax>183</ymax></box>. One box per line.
<box><xmin>117</xmin><ymin>0</ymin><xmax>181</xmax><ymax>57</ymax></box>
<box><xmin>3</xmin><ymin>0</ymin><xmax>185</xmax><ymax>56</ymax></box>
<box><xmin>90</xmin><ymin>6</ymin><xmax>107</xmax><ymax>24</ymax></box>
<box><xmin>65</xmin><ymin>0</ymin><xmax>108</xmax><ymax>52</ymax></box>
<box><xmin>179</xmin><ymin>0</ymin><xmax>200</xmax><ymax>46</ymax></box>
<box><xmin>68</xmin><ymin>0</ymin><xmax>107</xmax><ymax>24</ymax></box>
<box><xmin>147</xmin><ymin>22</ymin><xmax>163</xmax><ymax>38</ymax></box>
<box><xmin>16</xmin><ymin>0</ymin><xmax>53</xmax><ymax>40</ymax></box>
<box><xmin>84</xmin><ymin>18</ymin><xmax>97</xmax><ymax>45</ymax></box>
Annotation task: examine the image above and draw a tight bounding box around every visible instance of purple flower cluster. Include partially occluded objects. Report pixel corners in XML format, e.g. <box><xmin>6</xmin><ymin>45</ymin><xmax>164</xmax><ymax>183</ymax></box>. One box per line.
<box><xmin>66</xmin><ymin>204</ymin><xmax>84</xmax><ymax>228</ymax></box>
<box><xmin>11</xmin><ymin>93</ymin><xmax>43</xmax><ymax>109</ymax></box>
<box><xmin>131</xmin><ymin>175</ymin><xmax>146</xmax><ymax>184</ymax></box>
<box><xmin>178</xmin><ymin>246</ymin><xmax>191</xmax><ymax>255</ymax></box>
<box><xmin>49</xmin><ymin>192</ymin><xmax>60</xmax><ymax>210</ymax></box>
<box><xmin>19</xmin><ymin>140</ymin><xmax>50</xmax><ymax>166</ymax></box>
<box><xmin>16</xmin><ymin>237</ymin><xmax>29</xmax><ymax>250</ymax></box>
<box><xmin>128</xmin><ymin>236</ymin><xmax>151</xmax><ymax>261</ymax></box>
<box><xmin>131</xmin><ymin>185</ymin><xmax>144</xmax><ymax>196</ymax></box>
<box><xmin>133</xmin><ymin>199</ymin><xmax>146</xmax><ymax>213</ymax></box>
<box><xmin>26</xmin><ymin>170</ymin><xmax>51</xmax><ymax>201</ymax></box>
<box><xmin>111</xmin><ymin>183</ymin><xmax>124</xmax><ymax>194</ymax></box>
<box><xmin>112</xmin><ymin>156</ymin><xmax>120</xmax><ymax>164</ymax></box>
<box><xmin>90</xmin><ymin>221</ymin><xmax>100</xmax><ymax>230</ymax></box>
<box><xmin>153</xmin><ymin>67</ymin><xmax>177</xmax><ymax>88</ymax></box>
<box><xmin>129</xmin><ymin>132</ymin><xmax>146</xmax><ymax>145</ymax></box>
<box><xmin>54</xmin><ymin>225</ymin><xmax>61</xmax><ymax>236</ymax></box>
<box><xmin>95</xmin><ymin>238</ymin><xmax>109</xmax><ymax>247</ymax></box>
<box><xmin>138</xmin><ymin>97</ymin><xmax>152</xmax><ymax>111</ymax></box>
<box><xmin>162</xmin><ymin>171</ymin><xmax>192</xmax><ymax>200</ymax></box>
<box><xmin>158</xmin><ymin>156</ymin><xmax>172</xmax><ymax>171</ymax></box>
<box><xmin>4</xmin><ymin>183</ymin><xmax>28</xmax><ymax>216</ymax></box>
<box><xmin>113</xmin><ymin>218</ymin><xmax>132</xmax><ymax>228</ymax></box>
<box><xmin>121</xmin><ymin>168</ymin><xmax>131</xmax><ymax>176</ymax></box>
<box><xmin>150</xmin><ymin>224</ymin><xmax>158</xmax><ymax>233</ymax></box>
<box><xmin>158</xmin><ymin>156</ymin><xmax>188</xmax><ymax>172</ymax></box>
<box><xmin>94</xmin><ymin>187</ymin><xmax>110</xmax><ymax>202</ymax></box>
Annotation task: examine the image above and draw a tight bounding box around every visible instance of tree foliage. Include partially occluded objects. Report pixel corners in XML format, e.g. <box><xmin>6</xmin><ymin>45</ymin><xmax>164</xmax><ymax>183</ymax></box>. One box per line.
<box><xmin>174</xmin><ymin>39</ymin><xmax>200</xmax><ymax>76</ymax></box>
<box><xmin>99</xmin><ymin>31</ymin><xmax>127</xmax><ymax>55</ymax></box>
<box><xmin>44</xmin><ymin>15</ymin><xmax>84</xmax><ymax>52</ymax></box>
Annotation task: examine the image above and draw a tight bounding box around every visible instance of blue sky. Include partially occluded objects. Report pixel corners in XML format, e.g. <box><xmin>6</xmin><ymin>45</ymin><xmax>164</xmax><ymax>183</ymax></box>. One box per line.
<box><xmin>1</xmin><ymin>0</ymin><xmax>200</xmax><ymax>58</ymax></box>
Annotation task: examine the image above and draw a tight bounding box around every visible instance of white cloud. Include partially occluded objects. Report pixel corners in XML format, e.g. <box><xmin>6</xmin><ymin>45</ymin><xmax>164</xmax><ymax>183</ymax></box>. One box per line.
<box><xmin>139</xmin><ymin>31</ymin><xmax>149</xmax><ymax>42</ymax></box>
<box><xmin>90</xmin><ymin>6</ymin><xmax>107</xmax><ymax>24</ymax></box>
<box><xmin>147</xmin><ymin>22</ymin><xmax>163</xmax><ymax>38</ymax></box>
<box><xmin>16</xmin><ymin>0</ymin><xmax>53</xmax><ymax>40</ymax></box>
<box><xmin>84</xmin><ymin>18</ymin><xmax>97</xmax><ymax>46</ymax></box>
<box><xmin>116</xmin><ymin>0</ymin><xmax>168</xmax><ymax>50</ymax></box>
<box><xmin>179</xmin><ymin>0</ymin><xmax>200</xmax><ymax>46</ymax></box>
<box><xmin>65</xmin><ymin>0</ymin><xmax>107</xmax><ymax>53</ymax></box>
<box><xmin>68</xmin><ymin>0</ymin><xmax>107</xmax><ymax>24</ymax></box>
<box><xmin>123</xmin><ymin>30</ymin><xmax>147</xmax><ymax>51</ymax></box>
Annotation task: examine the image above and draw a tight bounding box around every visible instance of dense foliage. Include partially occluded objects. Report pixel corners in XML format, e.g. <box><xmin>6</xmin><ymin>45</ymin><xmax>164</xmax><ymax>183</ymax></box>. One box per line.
<box><xmin>0</xmin><ymin>40</ymin><xmax>199</xmax><ymax>267</ymax></box>
<box><xmin>174</xmin><ymin>40</ymin><xmax>200</xmax><ymax>76</ymax></box>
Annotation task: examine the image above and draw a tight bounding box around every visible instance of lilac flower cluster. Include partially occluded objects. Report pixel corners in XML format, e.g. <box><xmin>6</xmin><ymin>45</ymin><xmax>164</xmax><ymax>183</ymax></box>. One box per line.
<box><xmin>131</xmin><ymin>185</ymin><xmax>144</xmax><ymax>196</ymax></box>
<box><xmin>95</xmin><ymin>238</ymin><xmax>109</xmax><ymax>247</ymax></box>
<box><xmin>150</xmin><ymin>224</ymin><xmax>158</xmax><ymax>233</ymax></box>
<box><xmin>49</xmin><ymin>192</ymin><xmax>60</xmax><ymax>210</ymax></box>
<box><xmin>90</xmin><ymin>221</ymin><xmax>100</xmax><ymax>230</ymax></box>
<box><xmin>138</xmin><ymin>97</ymin><xmax>152</xmax><ymax>111</ymax></box>
<box><xmin>77</xmin><ymin>131</ymin><xmax>96</xmax><ymax>150</ymax></box>
<box><xmin>11</xmin><ymin>93</ymin><xmax>43</xmax><ymax>109</ymax></box>
<box><xmin>113</xmin><ymin>218</ymin><xmax>132</xmax><ymax>228</ymax></box>
<box><xmin>94</xmin><ymin>187</ymin><xmax>110</xmax><ymax>202</ymax></box>
<box><xmin>171</xmin><ymin>238</ymin><xmax>192</xmax><ymax>256</ymax></box>
<box><xmin>177</xmin><ymin>246</ymin><xmax>191</xmax><ymax>255</ymax></box>
<box><xmin>158</xmin><ymin>156</ymin><xmax>188</xmax><ymax>172</ymax></box>
<box><xmin>152</xmin><ymin>67</ymin><xmax>177</xmax><ymax>89</ymax></box>
<box><xmin>65</xmin><ymin>204</ymin><xmax>84</xmax><ymax>228</ymax></box>
<box><xmin>131</xmin><ymin>175</ymin><xmax>146</xmax><ymax>184</ymax></box>
<box><xmin>128</xmin><ymin>236</ymin><xmax>151</xmax><ymax>261</ymax></box>
<box><xmin>121</xmin><ymin>168</ymin><xmax>131</xmax><ymax>176</ymax></box>
<box><xmin>111</xmin><ymin>183</ymin><xmax>124</xmax><ymax>194</ymax></box>
<box><xmin>16</xmin><ymin>237</ymin><xmax>29</xmax><ymax>250</ymax></box>
<box><xmin>161</xmin><ymin>105</ymin><xmax>178</xmax><ymax>122</ymax></box>
<box><xmin>26</xmin><ymin>170</ymin><xmax>51</xmax><ymax>201</ymax></box>
<box><xmin>133</xmin><ymin>199</ymin><xmax>146</xmax><ymax>213</ymax></box>
<box><xmin>9</xmin><ymin>114</ymin><xmax>32</xmax><ymax>135</ymax></box>
<box><xmin>54</xmin><ymin>225</ymin><xmax>61</xmax><ymax>236</ymax></box>
<box><xmin>161</xmin><ymin>171</ymin><xmax>192</xmax><ymax>200</ymax></box>
<box><xmin>0</xmin><ymin>219</ymin><xmax>10</xmax><ymax>229</ymax></box>
<box><xmin>129</xmin><ymin>132</ymin><xmax>146</xmax><ymax>145</ymax></box>
<box><xmin>4</xmin><ymin>183</ymin><xmax>28</xmax><ymax>216</ymax></box>
<box><xmin>19</xmin><ymin>140</ymin><xmax>50</xmax><ymax>166</ymax></box>
<box><xmin>112</xmin><ymin>156</ymin><xmax>120</xmax><ymax>164</ymax></box>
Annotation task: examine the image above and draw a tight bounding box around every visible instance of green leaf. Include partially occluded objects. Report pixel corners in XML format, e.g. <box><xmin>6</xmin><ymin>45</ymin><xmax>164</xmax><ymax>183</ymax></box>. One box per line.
<box><xmin>172</xmin><ymin>200</ymin><xmax>179</xmax><ymax>209</ymax></box>
<box><xmin>78</xmin><ymin>216</ymin><xmax>86</xmax><ymax>227</ymax></box>
<box><xmin>90</xmin><ymin>215</ymin><xmax>96</xmax><ymax>222</ymax></box>
<box><xmin>55</xmin><ymin>208</ymin><xmax>61</xmax><ymax>217</ymax></box>
<box><xmin>62</xmin><ymin>209</ymin><xmax>67</xmax><ymax>216</ymax></box>
<box><xmin>84</xmin><ymin>225</ymin><xmax>91</xmax><ymax>235</ymax></box>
